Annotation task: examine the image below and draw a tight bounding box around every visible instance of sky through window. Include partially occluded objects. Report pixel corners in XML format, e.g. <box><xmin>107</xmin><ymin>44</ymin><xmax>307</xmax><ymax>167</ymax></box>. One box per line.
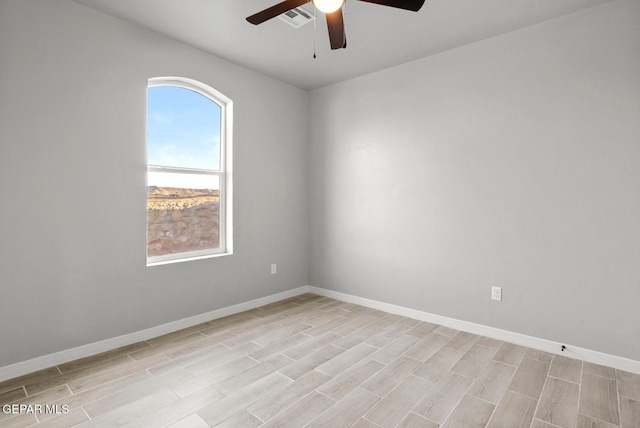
<box><xmin>147</xmin><ymin>86</ymin><xmax>222</xmax><ymax>171</ymax></box>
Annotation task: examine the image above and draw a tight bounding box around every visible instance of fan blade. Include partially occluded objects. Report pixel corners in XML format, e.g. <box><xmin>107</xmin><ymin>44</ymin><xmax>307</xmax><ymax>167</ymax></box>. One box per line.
<box><xmin>326</xmin><ymin>9</ymin><xmax>346</xmax><ymax>50</ymax></box>
<box><xmin>247</xmin><ymin>0</ymin><xmax>309</xmax><ymax>25</ymax></box>
<box><xmin>356</xmin><ymin>0</ymin><xmax>425</xmax><ymax>12</ymax></box>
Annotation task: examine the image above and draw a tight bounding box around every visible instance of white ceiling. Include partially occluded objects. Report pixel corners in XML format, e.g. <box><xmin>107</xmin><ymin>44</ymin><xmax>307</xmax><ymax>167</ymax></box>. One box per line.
<box><xmin>73</xmin><ymin>0</ymin><xmax>612</xmax><ymax>90</ymax></box>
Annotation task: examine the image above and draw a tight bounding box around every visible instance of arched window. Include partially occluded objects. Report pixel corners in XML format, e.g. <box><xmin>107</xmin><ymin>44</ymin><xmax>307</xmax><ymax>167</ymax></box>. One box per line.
<box><xmin>146</xmin><ymin>77</ymin><xmax>232</xmax><ymax>265</ymax></box>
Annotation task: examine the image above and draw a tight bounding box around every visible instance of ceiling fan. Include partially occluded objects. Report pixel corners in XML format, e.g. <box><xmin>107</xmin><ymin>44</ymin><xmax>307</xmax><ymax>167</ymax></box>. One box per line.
<box><xmin>246</xmin><ymin>0</ymin><xmax>425</xmax><ymax>50</ymax></box>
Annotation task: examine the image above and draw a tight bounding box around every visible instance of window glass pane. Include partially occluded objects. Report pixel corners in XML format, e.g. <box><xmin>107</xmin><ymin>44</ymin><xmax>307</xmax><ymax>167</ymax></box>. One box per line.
<box><xmin>147</xmin><ymin>86</ymin><xmax>221</xmax><ymax>170</ymax></box>
<box><xmin>147</xmin><ymin>171</ymin><xmax>219</xmax><ymax>189</ymax></box>
<box><xmin>147</xmin><ymin>172</ymin><xmax>221</xmax><ymax>257</ymax></box>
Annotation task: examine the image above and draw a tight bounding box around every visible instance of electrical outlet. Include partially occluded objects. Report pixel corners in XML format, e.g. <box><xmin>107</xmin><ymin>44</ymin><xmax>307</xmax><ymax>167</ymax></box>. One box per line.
<box><xmin>271</xmin><ymin>264</ymin><xmax>277</xmax><ymax>275</ymax></box>
<box><xmin>491</xmin><ymin>286</ymin><xmax>502</xmax><ymax>301</ymax></box>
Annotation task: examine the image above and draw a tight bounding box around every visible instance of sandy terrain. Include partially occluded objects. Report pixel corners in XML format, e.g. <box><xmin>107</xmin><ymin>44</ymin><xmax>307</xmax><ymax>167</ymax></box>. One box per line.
<box><xmin>147</xmin><ymin>186</ymin><xmax>220</xmax><ymax>211</ymax></box>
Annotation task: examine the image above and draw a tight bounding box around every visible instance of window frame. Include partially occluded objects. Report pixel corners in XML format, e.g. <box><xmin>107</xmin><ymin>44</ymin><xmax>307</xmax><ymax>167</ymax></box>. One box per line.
<box><xmin>146</xmin><ymin>77</ymin><xmax>233</xmax><ymax>266</ymax></box>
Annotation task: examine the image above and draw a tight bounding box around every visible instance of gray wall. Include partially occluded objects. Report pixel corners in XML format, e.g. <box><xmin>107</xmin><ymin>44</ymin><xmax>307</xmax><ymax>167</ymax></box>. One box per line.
<box><xmin>309</xmin><ymin>0</ymin><xmax>640</xmax><ymax>360</ymax></box>
<box><xmin>0</xmin><ymin>0</ymin><xmax>309</xmax><ymax>367</ymax></box>
<box><xmin>1</xmin><ymin>0</ymin><xmax>638</xmax><ymax>369</ymax></box>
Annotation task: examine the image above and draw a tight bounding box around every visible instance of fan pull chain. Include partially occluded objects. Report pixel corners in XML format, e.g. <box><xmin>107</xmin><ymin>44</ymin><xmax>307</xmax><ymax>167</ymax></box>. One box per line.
<box><xmin>313</xmin><ymin>4</ymin><xmax>317</xmax><ymax>59</ymax></box>
<box><xmin>342</xmin><ymin>3</ymin><xmax>347</xmax><ymax>48</ymax></box>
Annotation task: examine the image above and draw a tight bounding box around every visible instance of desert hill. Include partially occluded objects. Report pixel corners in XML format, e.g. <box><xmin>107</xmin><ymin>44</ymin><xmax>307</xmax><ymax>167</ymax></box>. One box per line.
<box><xmin>147</xmin><ymin>186</ymin><xmax>219</xmax><ymax>211</ymax></box>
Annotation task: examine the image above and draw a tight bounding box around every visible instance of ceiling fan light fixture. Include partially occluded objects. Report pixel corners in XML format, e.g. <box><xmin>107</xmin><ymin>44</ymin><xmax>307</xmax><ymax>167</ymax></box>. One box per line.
<box><xmin>247</xmin><ymin>0</ymin><xmax>425</xmax><ymax>51</ymax></box>
<box><xmin>312</xmin><ymin>0</ymin><xmax>345</xmax><ymax>14</ymax></box>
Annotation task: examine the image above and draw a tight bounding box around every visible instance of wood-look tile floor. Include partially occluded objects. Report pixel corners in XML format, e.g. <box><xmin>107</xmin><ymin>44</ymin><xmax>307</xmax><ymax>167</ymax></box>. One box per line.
<box><xmin>1</xmin><ymin>293</ymin><xmax>639</xmax><ymax>428</ymax></box>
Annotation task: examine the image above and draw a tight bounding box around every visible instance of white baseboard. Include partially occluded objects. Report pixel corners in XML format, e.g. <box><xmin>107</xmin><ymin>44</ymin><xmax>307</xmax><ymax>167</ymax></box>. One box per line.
<box><xmin>307</xmin><ymin>286</ymin><xmax>640</xmax><ymax>375</ymax></box>
<box><xmin>2</xmin><ymin>284</ymin><xmax>638</xmax><ymax>382</ymax></box>
<box><xmin>0</xmin><ymin>286</ymin><xmax>312</xmax><ymax>382</ymax></box>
